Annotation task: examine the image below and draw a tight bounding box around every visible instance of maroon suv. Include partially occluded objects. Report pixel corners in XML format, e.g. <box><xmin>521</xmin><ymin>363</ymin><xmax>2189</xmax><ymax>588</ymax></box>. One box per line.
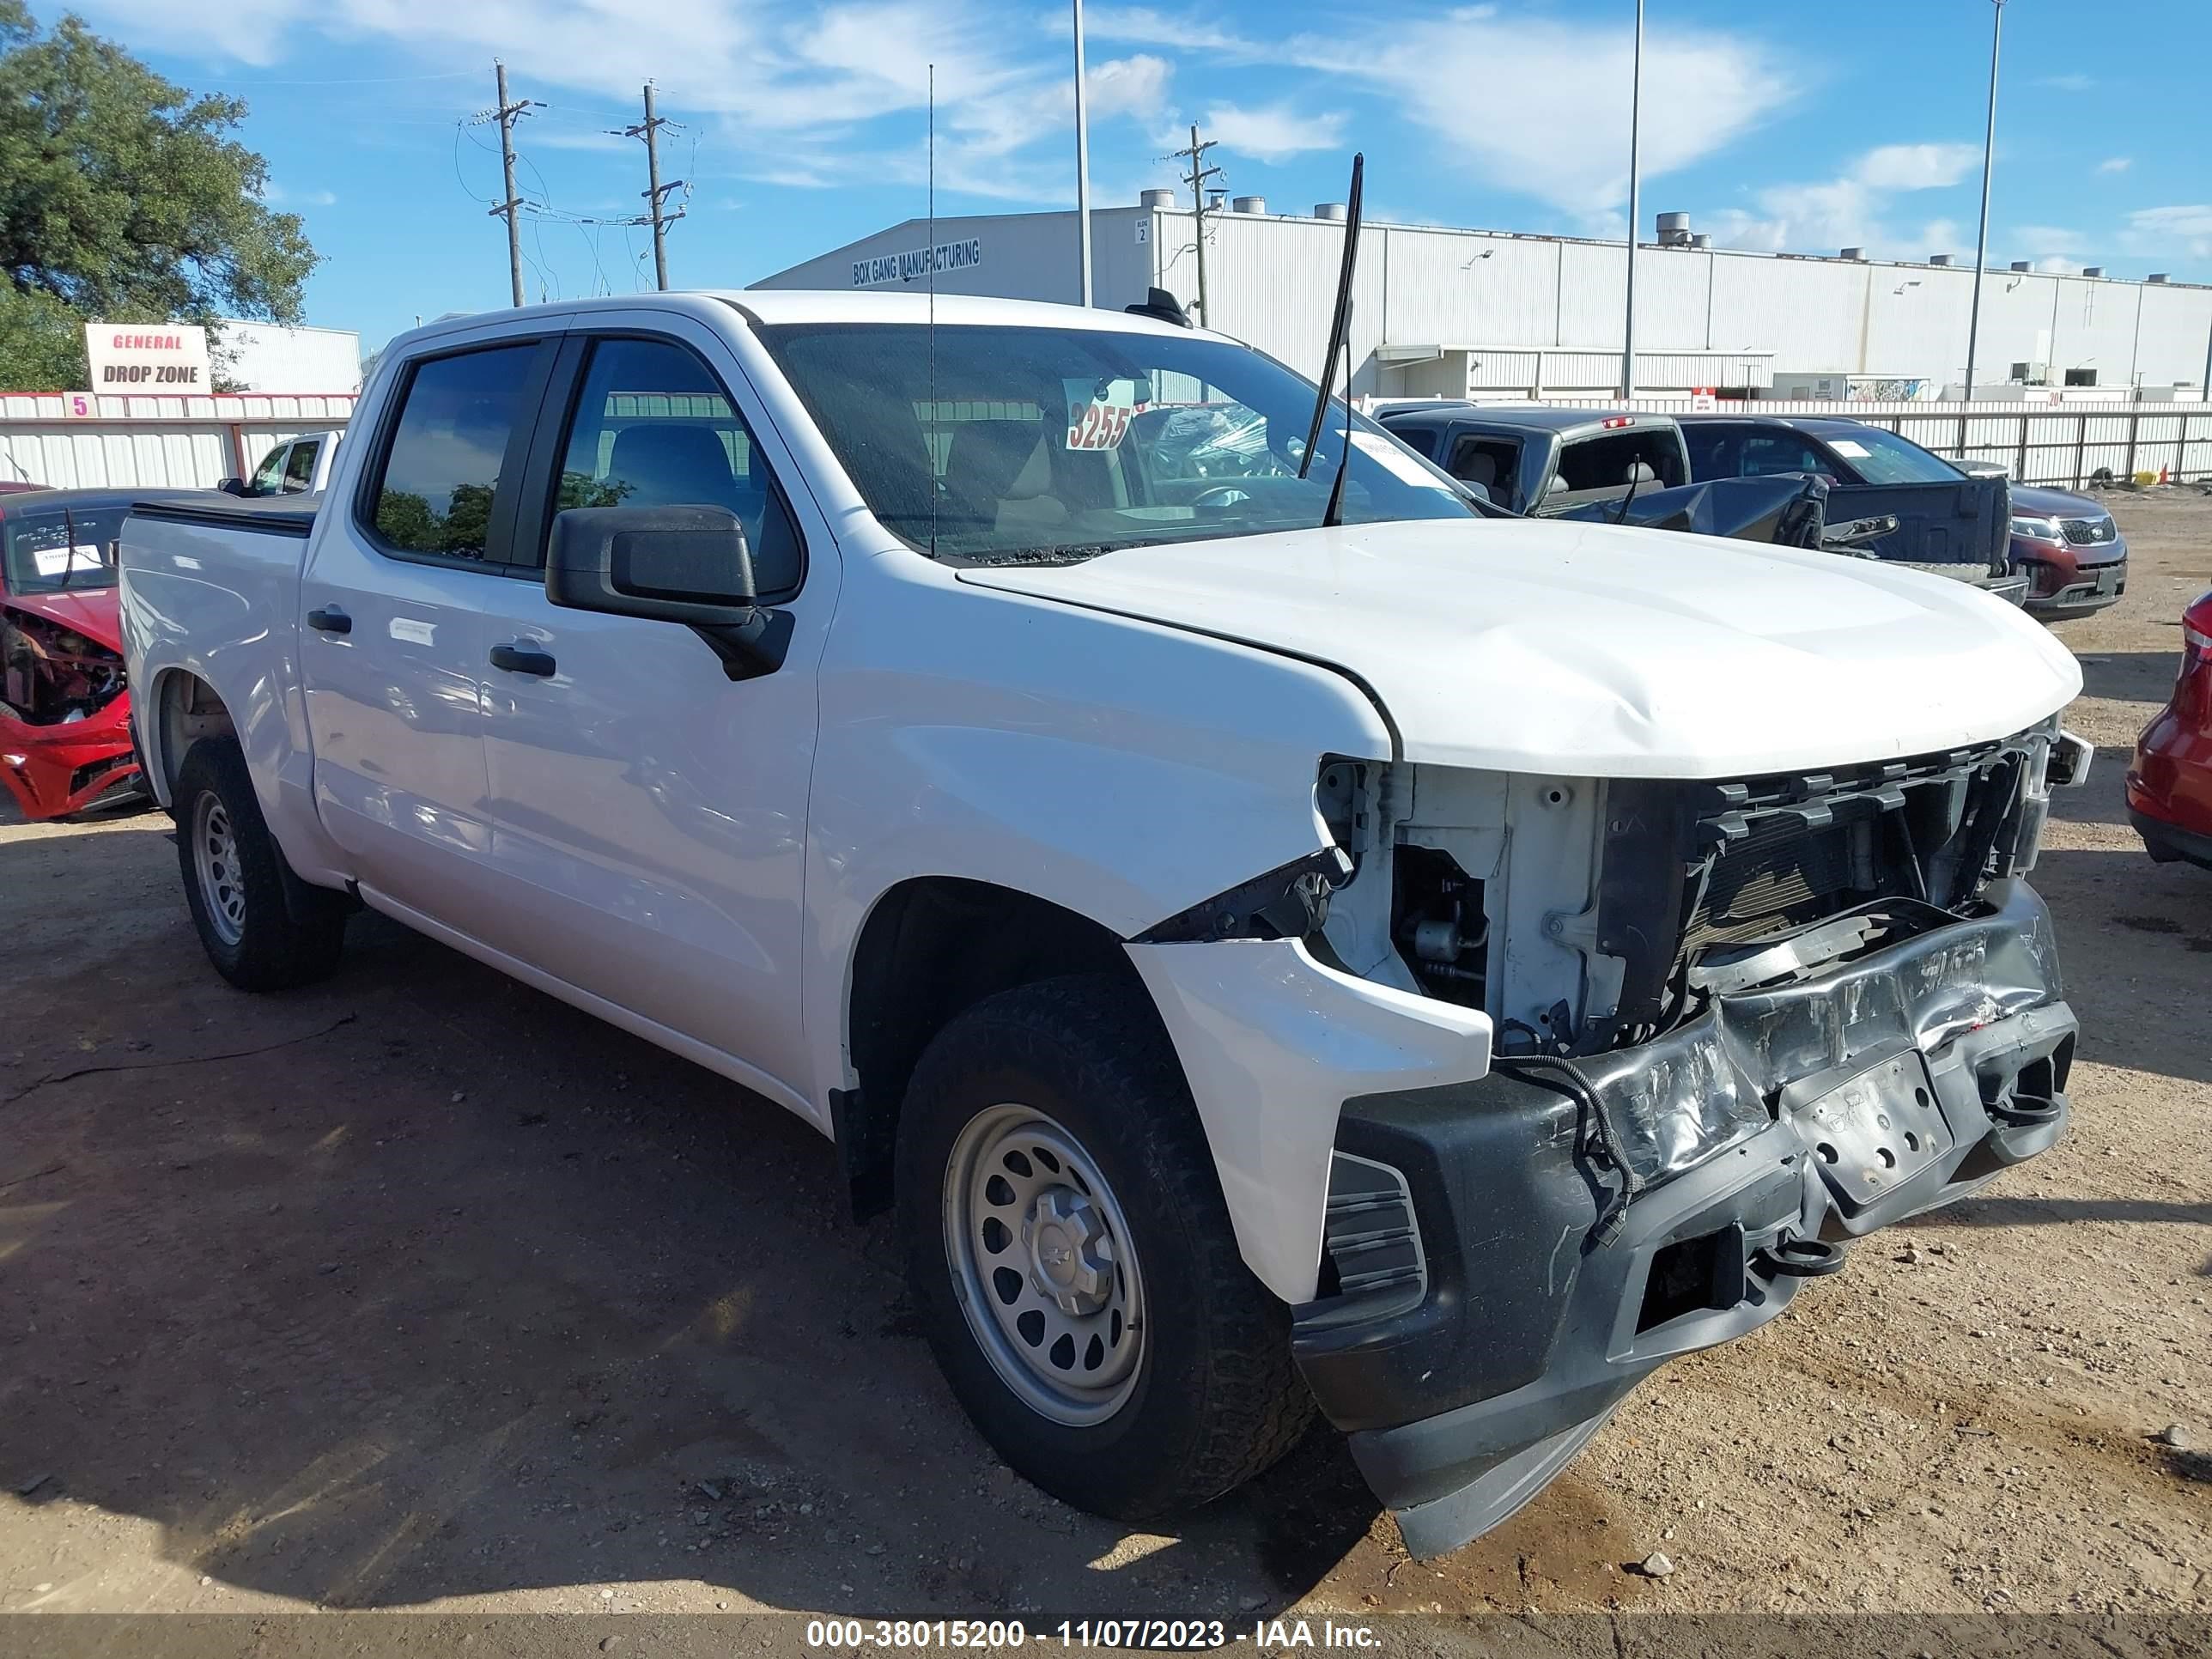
<box><xmin>2007</xmin><ymin>484</ymin><xmax>2127</xmax><ymax>619</ymax></box>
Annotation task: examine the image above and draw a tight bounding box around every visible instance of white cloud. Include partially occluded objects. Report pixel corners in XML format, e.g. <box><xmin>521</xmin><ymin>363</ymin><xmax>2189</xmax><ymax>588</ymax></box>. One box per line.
<box><xmin>1087</xmin><ymin>54</ymin><xmax>1171</xmax><ymax>121</ymax></box>
<box><xmin>2033</xmin><ymin>256</ymin><xmax>2078</xmax><ymax>274</ymax></box>
<box><xmin>1701</xmin><ymin>142</ymin><xmax>1983</xmax><ymax>258</ymax></box>
<box><xmin>2014</xmin><ymin>224</ymin><xmax>2086</xmax><ymax>258</ymax></box>
<box><xmin>2119</xmin><ymin>204</ymin><xmax>2212</xmax><ymax>264</ymax></box>
<box><xmin>1852</xmin><ymin>143</ymin><xmax>1978</xmax><ymax>191</ymax></box>
<box><xmin>2033</xmin><ymin>73</ymin><xmax>2094</xmax><ymax>92</ymax></box>
<box><xmin>2098</xmin><ymin>156</ymin><xmax>2132</xmax><ymax>173</ymax></box>
<box><xmin>1203</xmin><ymin>102</ymin><xmax>1346</xmax><ymax>164</ymax></box>
<box><xmin>260</xmin><ymin>181</ymin><xmax>338</xmax><ymax>207</ymax></box>
<box><xmin>1288</xmin><ymin>9</ymin><xmax>1792</xmax><ymax>216</ymax></box>
<box><xmin>1919</xmin><ymin>218</ymin><xmax>1964</xmax><ymax>257</ymax></box>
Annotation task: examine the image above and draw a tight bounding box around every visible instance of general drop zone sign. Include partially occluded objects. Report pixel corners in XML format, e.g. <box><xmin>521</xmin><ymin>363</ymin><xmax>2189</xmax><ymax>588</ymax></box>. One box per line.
<box><xmin>851</xmin><ymin>240</ymin><xmax>984</xmax><ymax>287</ymax></box>
<box><xmin>84</xmin><ymin>324</ymin><xmax>214</xmax><ymax>388</ymax></box>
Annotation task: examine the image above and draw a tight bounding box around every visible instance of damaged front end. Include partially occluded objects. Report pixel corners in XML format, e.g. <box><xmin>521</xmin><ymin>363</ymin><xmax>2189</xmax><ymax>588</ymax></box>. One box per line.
<box><xmin>1275</xmin><ymin>723</ymin><xmax>2089</xmax><ymax>1555</ymax></box>
<box><xmin>1</xmin><ymin>599</ymin><xmax>141</xmax><ymax>818</ymax></box>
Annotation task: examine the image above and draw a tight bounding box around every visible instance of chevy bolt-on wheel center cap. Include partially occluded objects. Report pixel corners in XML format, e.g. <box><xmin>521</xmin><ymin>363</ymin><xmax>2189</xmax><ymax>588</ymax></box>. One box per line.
<box><xmin>1024</xmin><ymin>1190</ymin><xmax>1112</xmax><ymax>1315</ymax></box>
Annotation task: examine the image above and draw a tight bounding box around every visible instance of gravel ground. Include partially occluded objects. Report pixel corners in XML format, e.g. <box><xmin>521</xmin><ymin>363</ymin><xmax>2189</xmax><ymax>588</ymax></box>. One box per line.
<box><xmin>0</xmin><ymin>496</ymin><xmax>2206</xmax><ymax>1647</ymax></box>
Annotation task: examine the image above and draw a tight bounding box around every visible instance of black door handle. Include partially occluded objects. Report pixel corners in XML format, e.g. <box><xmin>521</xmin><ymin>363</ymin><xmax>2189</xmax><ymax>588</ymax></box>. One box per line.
<box><xmin>307</xmin><ymin>607</ymin><xmax>351</xmax><ymax>634</ymax></box>
<box><xmin>489</xmin><ymin>642</ymin><xmax>556</xmax><ymax>677</ymax></box>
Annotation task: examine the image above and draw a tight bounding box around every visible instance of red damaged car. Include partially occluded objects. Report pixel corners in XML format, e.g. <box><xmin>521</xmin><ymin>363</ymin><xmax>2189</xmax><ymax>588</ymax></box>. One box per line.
<box><xmin>2127</xmin><ymin>589</ymin><xmax>2212</xmax><ymax>870</ymax></box>
<box><xmin>1</xmin><ymin>488</ymin><xmax>185</xmax><ymax>818</ymax></box>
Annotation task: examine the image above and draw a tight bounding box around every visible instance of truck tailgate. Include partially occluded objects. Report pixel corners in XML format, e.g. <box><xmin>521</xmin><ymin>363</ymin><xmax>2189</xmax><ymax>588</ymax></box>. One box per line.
<box><xmin>1827</xmin><ymin>475</ymin><xmax>2007</xmax><ymax>572</ymax></box>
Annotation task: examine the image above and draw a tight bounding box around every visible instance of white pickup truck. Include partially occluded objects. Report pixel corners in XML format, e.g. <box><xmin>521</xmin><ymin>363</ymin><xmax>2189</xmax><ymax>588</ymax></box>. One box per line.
<box><xmin>120</xmin><ymin>291</ymin><xmax>2089</xmax><ymax>1558</ymax></box>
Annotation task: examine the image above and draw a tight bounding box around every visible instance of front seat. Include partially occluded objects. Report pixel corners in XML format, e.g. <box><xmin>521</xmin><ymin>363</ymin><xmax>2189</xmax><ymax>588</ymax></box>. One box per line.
<box><xmin>606</xmin><ymin>425</ymin><xmax>741</xmax><ymax>511</ymax></box>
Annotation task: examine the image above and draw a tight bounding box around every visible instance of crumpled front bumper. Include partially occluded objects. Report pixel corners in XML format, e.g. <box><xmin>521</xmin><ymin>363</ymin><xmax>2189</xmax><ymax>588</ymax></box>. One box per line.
<box><xmin>1290</xmin><ymin>879</ymin><xmax>2075</xmax><ymax>1559</ymax></box>
<box><xmin>0</xmin><ymin>692</ymin><xmax>140</xmax><ymax>819</ymax></box>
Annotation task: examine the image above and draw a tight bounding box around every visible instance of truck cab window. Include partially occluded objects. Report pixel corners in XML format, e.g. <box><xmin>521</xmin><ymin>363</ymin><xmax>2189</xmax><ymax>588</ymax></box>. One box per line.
<box><xmin>1445</xmin><ymin>435</ymin><xmax>1519</xmax><ymax>496</ymax></box>
<box><xmin>283</xmin><ymin>439</ymin><xmax>320</xmax><ymax>493</ymax></box>
<box><xmin>248</xmin><ymin>446</ymin><xmax>289</xmax><ymax>496</ymax></box>
<box><xmin>550</xmin><ymin>337</ymin><xmax>802</xmax><ymax>599</ymax></box>
<box><xmin>368</xmin><ymin>343</ymin><xmax>539</xmax><ymax>562</ymax></box>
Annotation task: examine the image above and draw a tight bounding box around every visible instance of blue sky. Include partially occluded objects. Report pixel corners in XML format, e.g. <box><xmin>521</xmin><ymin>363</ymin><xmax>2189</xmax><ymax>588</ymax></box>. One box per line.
<box><xmin>36</xmin><ymin>0</ymin><xmax>2212</xmax><ymax>356</ymax></box>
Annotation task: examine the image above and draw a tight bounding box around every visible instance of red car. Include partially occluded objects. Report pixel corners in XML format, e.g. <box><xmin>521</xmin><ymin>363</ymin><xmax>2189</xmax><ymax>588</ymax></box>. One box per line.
<box><xmin>2127</xmin><ymin>589</ymin><xmax>2212</xmax><ymax>869</ymax></box>
<box><xmin>0</xmin><ymin>488</ymin><xmax>183</xmax><ymax>818</ymax></box>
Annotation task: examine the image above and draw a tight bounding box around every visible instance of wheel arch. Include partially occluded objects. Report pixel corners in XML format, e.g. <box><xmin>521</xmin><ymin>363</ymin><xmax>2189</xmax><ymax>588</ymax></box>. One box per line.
<box><xmin>833</xmin><ymin>876</ymin><xmax>1154</xmax><ymax>1220</ymax></box>
<box><xmin>146</xmin><ymin>666</ymin><xmax>238</xmax><ymax>808</ymax></box>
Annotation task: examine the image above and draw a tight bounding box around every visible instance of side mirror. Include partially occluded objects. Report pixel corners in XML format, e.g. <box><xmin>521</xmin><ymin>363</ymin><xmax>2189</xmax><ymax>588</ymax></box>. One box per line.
<box><xmin>1457</xmin><ymin>478</ymin><xmax>1492</xmax><ymax>506</ymax></box>
<box><xmin>547</xmin><ymin>504</ymin><xmax>790</xmax><ymax>680</ymax></box>
<box><xmin>217</xmin><ymin>477</ymin><xmax>247</xmax><ymax>496</ymax></box>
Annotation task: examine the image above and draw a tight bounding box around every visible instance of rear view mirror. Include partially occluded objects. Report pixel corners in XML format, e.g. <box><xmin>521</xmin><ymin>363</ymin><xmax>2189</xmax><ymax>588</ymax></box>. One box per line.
<box><xmin>547</xmin><ymin>504</ymin><xmax>790</xmax><ymax>681</ymax></box>
<box><xmin>1459</xmin><ymin>479</ymin><xmax>1492</xmax><ymax>506</ymax></box>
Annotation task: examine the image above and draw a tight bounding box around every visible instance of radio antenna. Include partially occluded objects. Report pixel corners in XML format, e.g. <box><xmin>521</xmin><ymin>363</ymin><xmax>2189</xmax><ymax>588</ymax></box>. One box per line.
<box><xmin>927</xmin><ymin>62</ymin><xmax>939</xmax><ymax>558</ymax></box>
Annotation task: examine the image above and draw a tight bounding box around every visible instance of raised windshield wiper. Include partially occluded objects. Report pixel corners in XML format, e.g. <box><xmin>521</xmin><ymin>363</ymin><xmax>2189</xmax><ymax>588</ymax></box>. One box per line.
<box><xmin>1296</xmin><ymin>152</ymin><xmax>1364</xmax><ymax>532</ymax></box>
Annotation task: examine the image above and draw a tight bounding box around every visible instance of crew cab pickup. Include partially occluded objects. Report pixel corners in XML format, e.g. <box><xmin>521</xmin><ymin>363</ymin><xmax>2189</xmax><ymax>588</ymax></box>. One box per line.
<box><xmin>121</xmin><ymin>292</ymin><xmax>2090</xmax><ymax>1559</ymax></box>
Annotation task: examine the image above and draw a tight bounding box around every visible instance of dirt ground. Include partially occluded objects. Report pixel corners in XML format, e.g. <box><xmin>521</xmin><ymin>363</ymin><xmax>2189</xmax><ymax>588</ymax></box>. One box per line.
<box><xmin>1</xmin><ymin>497</ymin><xmax>2207</xmax><ymax>1647</ymax></box>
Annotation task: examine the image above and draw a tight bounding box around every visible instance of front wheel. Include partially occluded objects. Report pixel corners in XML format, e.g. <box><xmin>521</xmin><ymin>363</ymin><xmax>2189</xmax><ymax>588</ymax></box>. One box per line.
<box><xmin>896</xmin><ymin>975</ymin><xmax>1312</xmax><ymax>1518</ymax></box>
<box><xmin>173</xmin><ymin>737</ymin><xmax>349</xmax><ymax>991</ymax></box>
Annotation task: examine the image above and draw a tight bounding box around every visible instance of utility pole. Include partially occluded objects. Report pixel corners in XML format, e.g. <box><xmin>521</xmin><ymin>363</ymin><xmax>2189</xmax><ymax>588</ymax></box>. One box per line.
<box><xmin>623</xmin><ymin>84</ymin><xmax>684</xmax><ymax>290</ymax></box>
<box><xmin>1174</xmin><ymin>125</ymin><xmax>1222</xmax><ymax>327</ymax></box>
<box><xmin>1071</xmin><ymin>0</ymin><xmax>1094</xmax><ymax>305</ymax></box>
<box><xmin>1621</xmin><ymin>0</ymin><xmax>1644</xmax><ymax>401</ymax></box>
<box><xmin>490</xmin><ymin>61</ymin><xmax>532</xmax><ymax>307</ymax></box>
<box><xmin>1964</xmin><ymin>0</ymin><xmax>2006</xmax><ymax>402</ymax></box>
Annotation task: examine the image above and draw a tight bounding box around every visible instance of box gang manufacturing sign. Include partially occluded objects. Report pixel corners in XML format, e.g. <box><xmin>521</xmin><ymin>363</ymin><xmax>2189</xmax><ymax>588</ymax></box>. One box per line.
<box><xmin>83</xmin><ymin>323</ymin><xmax>214</xmax><ymax>389</ymax></box>
<box><xmin>851</xmin><ymin>239</ymin><xmax>984</xmax><ymax>287</ymax></box>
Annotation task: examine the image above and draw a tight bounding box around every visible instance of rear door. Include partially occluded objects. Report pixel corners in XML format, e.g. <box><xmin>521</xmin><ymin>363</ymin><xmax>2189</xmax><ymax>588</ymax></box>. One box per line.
<box><xmin>465</xmin><ymin>314</ymin><xmax>836</xmax><ymax>1097</ymax></box>
<box><xmin>298</xmin><ymin>325</ymin><xmax>562</xmax><ymax>935</ymax></box>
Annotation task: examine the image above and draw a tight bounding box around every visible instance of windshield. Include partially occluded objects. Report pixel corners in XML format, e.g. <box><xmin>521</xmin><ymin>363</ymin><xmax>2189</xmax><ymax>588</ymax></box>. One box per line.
<box><xmin>755</xmin><ymin>322</ymin><xmax>1477</xmax><ymax>562</ymax></box>
<box><xmin>1819</xmin><ymin>426</ymin><xmax>1963</xmax><ymax>486</ymax></box>
<box><xmin>2</xmin><ymin>504</ymin><xmax>126</xmax><ymax>594</ymax></box>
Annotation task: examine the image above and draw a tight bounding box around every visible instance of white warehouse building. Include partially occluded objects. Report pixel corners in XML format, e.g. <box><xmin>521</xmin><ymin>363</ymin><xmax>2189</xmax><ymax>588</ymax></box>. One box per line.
<box><xmin>755</xmin><ymin>198</ymin><xmax>2212</xmax><ymax>404</ymax></box>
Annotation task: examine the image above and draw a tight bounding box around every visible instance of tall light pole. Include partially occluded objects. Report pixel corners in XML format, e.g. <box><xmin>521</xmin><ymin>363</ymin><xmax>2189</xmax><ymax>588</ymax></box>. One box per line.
<box><xmin>1072</xmin><ymin>0</ymin><xmax>1095</xmax><ymax>306</ymax></box>
<box><xmin>1964</xmin><ymin>0</ymin><xmax>2006</xmax><ymax>401</ymax></box>
<box><xmin>1621</xmin><ymin>0</ymin><xmax>1644</xmax><ymax>401</ymax></box>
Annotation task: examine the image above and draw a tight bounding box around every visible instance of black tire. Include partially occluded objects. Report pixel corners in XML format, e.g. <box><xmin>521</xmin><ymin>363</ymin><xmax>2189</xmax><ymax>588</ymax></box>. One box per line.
<box><xmin>173</xmin><ymin>737</ymin><xmax>349</xmax><ymax>991</ymax></box>
<box><xmin>896</xmin><ymin>973</ymin><xmax>1313</xmax><ymax>1519</ymax></box>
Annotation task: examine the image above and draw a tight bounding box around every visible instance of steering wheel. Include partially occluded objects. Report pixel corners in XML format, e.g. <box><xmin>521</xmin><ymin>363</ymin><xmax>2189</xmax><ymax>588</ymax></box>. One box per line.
<box><xmin>1190</xmin><ymin>484</ymin><xmax>1252</xmax><ymax>511</ymax></box>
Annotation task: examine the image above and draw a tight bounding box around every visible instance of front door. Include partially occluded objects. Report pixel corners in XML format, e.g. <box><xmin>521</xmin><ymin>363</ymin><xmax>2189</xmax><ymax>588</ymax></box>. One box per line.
<box><xmin>471</xmin><ymin>319</ymin><xmax>836</xmax><ymax>1102</ymax></box>
<box><xmin>298</xmin><ymin>331</ymin><xmax>560</xmax><ymax>939</ymax></box>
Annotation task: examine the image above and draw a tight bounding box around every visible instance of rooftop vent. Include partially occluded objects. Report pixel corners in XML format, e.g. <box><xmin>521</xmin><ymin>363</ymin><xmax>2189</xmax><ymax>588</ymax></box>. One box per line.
<box><xmin>1230</xmin><ymin>195</ymin><xmax>1267</xmax><ymax>215</ymax></box>
<box><xmin>1929</xmin><ymin>252</ymin><xmax>1954</xmax><ymax>265</ymax></box>
<box><xmin>2084</xmin><ymin>265</ymin><xmax>2106</xmax><ymax>278</ymax></box>
<box><xmin>1840</xmin><ymin>246</ymin><xmax>1867</xmax><ymax>261</ymax></box>
<box><xmin>2148</xmin><ymin>272</ymin><xmax>2170</xmax><ymax>283</ymax></box>
<box><xmin>1656</xmin><ymin>211</ymin><xmax>1692</xmax><ymax>246</ymax></box>
<box><xmin>1139</xmin><ymin>188</ymin><xmax>1175</xmax><ymax>209</ymax></box>
<box><xmin>1689</xmin><ymin>234</ymin><xmax>1712</xmax><ymax>250</ymax></box>
<box><xmin>1313</xmin><ymin>202</ymin><xmax>1348</xmax><ymax>221</ymax></box>
<box><xmin>2010</xmin><ymin>260</ymin><xmax>2033</xmax><ymax>272</ymax></box>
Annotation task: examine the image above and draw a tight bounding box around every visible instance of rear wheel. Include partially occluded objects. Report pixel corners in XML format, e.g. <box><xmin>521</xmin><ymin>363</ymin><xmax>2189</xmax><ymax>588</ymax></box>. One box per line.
<box><xmin>174</xmin><ymin>737</ymin><xmax>348</xmax><ymax>990</ymax></box>
<box><xmin>896</xmin><ymin>974</ymin><xmax>1312</xmax><ymax>1518</ymax></box>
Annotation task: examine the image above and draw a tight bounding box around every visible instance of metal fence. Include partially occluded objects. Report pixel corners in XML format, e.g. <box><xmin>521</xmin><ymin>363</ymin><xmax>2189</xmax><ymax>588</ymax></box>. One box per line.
<box><xmin>1533</xmin><ymin>397</ymin><xmax>2212</xmax><ymax>491</ymax></box>
<box><xmin>0</xmin><ymin>391</ymin><xmax>358</xmax><ymax>492</ymax></box>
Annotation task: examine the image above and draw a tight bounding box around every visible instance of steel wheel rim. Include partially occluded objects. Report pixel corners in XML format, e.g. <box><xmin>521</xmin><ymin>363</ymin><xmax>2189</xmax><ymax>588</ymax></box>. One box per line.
<box><xmin>191</xmin><ymin>794</ymin><xmax>246</xmax><ymax>946</ymax></box>
<box><xmin>943</xmin><ymin>1103</ymin><xmax>1146</xmax><ymax>1427</ymax></box>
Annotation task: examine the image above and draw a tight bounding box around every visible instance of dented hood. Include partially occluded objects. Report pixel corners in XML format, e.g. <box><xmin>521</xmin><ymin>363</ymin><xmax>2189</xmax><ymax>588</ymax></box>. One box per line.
<box><xmin>956</xmin><ymin>517</ymin><xmax>2081</xmax><ymax>779</ymax></box>
<box><xmin>2</xmin><ymin>586</ymin><xmax>123</xmax><ymax>651</ymax></box>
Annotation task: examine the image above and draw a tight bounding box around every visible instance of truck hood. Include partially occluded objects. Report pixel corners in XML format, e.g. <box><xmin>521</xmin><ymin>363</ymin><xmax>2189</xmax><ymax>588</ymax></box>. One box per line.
<box><xmin>956</xmin><ymin>517</ymin><xmax>2081</xmax><ymax>779</ymax></box>
<box><xmin>2</xmin><ymin>586</ymin><xmax>122</xmax><ymax>650</ymax></box>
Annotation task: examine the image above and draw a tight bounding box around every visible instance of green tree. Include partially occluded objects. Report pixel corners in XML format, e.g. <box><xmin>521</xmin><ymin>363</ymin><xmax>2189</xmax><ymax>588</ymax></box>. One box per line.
<box><xmin>0</xmin><ymin>2</ymin><xmax>316</xmax><ymax>387</ymax></box>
